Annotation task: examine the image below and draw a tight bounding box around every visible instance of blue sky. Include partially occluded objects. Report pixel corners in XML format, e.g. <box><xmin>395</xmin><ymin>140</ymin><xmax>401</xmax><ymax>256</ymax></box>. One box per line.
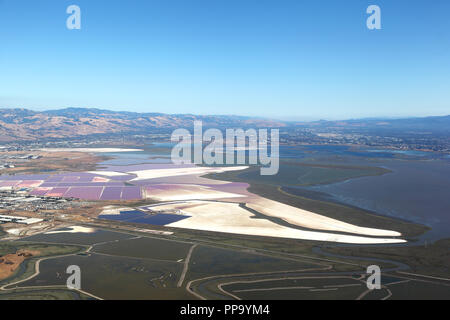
<box><xmin>0</xmin><ymin>0</ymin><xmax>449</xmax><ymax>120</ymax></box>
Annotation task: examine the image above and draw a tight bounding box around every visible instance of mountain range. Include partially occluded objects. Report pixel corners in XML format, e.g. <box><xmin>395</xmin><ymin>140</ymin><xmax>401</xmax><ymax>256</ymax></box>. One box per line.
<box><xmin>0</xmin><ymin>107</ymin><xmax>449</xmax><ymax>141</ymax></box>
<box><xmin>0</xmin><ymin>108</ymin><xmax>285</xmax><ymax>141</ymax></box>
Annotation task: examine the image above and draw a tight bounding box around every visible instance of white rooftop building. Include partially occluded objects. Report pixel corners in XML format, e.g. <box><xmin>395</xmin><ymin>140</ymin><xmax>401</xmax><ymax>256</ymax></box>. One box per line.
<box><xmin>0</xmin><ymin>214</ymin><xmax>43</xmax><ymax>225</ymax></box>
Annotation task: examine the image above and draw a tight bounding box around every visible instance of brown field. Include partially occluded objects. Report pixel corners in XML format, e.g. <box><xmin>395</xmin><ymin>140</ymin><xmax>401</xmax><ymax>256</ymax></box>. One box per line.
<box><xmin>0</xmin><ymin>151</ymin><xmax>110</xmax><ymax>175</ymax></box>
<box><xmin>0</xmin><ymin>249</ymin><xmax>40</xmax><ymax>281</ymax></box>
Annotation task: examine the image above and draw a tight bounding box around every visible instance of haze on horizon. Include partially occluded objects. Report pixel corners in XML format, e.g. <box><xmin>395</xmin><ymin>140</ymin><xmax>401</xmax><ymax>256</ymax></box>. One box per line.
<box><xmin>0</xmin><ymin>0</ymin><xmax>449</xmax><ymax>120</ymax></box>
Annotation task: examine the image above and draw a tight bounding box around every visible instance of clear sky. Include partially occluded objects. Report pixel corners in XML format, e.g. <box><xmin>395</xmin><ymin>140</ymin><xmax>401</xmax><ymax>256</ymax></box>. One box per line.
<box><xmin>0</xmin><ymin>0</ymin><xmax>449</xmax><ymax>120</ymax></box>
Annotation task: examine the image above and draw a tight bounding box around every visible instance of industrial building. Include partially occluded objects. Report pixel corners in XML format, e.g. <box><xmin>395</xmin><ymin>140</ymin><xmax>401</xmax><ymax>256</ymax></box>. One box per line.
<box><xmin>0</xmin><ymin>214</ymin><xmax>43</xmax><ymax>225</ymax></box>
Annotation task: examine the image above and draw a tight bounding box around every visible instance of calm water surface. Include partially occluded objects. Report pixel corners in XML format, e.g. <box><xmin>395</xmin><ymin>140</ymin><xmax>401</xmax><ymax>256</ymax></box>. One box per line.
<box><xmin>310</xmin><ymin>159</ymin><xmax>450</xmax><ymax>241</ymax></box>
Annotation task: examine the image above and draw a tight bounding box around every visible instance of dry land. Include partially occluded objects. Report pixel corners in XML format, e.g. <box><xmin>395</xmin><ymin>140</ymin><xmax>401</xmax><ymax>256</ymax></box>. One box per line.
<box><xmin>0</xmin><ymin>151</ymin><xmax>109</xmax><ymax>175</ymax></box>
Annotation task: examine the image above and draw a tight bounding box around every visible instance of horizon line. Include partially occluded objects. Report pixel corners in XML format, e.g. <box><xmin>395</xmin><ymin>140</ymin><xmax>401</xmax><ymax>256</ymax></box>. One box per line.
<box><xmin>0</xmin><ymin>106</ymin><xmax>449</xmax><ymax>123</ymax></box>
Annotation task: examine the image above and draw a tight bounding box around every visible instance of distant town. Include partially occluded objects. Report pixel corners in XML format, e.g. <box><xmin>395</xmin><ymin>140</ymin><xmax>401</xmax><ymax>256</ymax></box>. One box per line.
<box><xmin>1</xmin><ymin>108</ymin><xmax>449</xmax><ymax>154</ymax></box>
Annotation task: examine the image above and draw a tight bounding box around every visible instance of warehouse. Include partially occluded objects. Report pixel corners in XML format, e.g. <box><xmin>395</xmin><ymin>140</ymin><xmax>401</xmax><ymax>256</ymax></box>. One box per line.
<box><xmin>0</xmin><ymin>215</ymin><xmax>43</xmax><ymax>225</ymax></box>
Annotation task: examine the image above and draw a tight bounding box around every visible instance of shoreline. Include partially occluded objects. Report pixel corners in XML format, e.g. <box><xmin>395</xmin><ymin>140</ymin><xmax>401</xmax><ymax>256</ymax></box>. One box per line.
<box><xmin>205</xmin><ymin>169</ymin><xmax>429</xmax><ymax>241</ymax></box>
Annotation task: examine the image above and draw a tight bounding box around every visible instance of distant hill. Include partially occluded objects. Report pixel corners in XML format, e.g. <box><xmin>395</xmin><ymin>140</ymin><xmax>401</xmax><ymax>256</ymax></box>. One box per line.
<box><xmin>0</xmin><ymin>107</ymin><xmax>449</xmax><ymax>142</ymax></box>
<box><xmin>296</xmin><ymin>115</ymin><xmax>450</xmax><ymax>134</ymax></box>
<box><xmin>0</xmin><ymin>107</ymin><xmax>286</xmax><ymax>141</ymax></box>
